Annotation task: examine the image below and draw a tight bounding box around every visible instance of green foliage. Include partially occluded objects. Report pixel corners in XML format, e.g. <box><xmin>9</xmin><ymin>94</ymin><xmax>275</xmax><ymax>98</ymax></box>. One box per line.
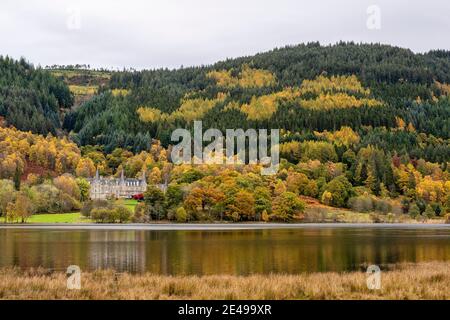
<box><xmin>144</xmin><ymin>185</ymin><xmax>167</xmax><ymax>220</ymax></box>
<box><xmin>254</xmin><ymin>186</ymin><xmax>272</xmax><ymax>217</ymax></box>
<box><xmin>271</xmin><ymin>192</ymin><xmax>305</xmax><ymax>221</ymax></box>
<box><xmin>424</xmin><ymin>205</ymin><xmax>436</xmax><ymax>219</ymax></box>
<box><xmin>65</xmin><ymin>43</ymin><xmax>450</xmax><ymax>153</ymax></box>
<box><xmin>0</xmin><ymin>180</ymin><xmax>15</xmax><ymax>220</ymax></box>
<box><xmin>408</xmin><ymin>203</ymin><xmax>421</xmax><ymax>218</ymax></box>
<box><xmin>165</xmin><ymin>184</ymin><xmax>184</xmax><ymax>209</ymax></box>
<box><xmin>90</xmin><ymin>208</ymin><xmax>111</xmax><ymax>223</ymax></box>
<box><xmin>114</xmin><ymin>205</ymin><xmax>132</xmax><ymax>223</ymax></box>
<box><xmin>0</xmin><ymin>56</ymin><xmax>73</xmax><ymax>134</ymax></box>
<box><xmin>1</xmin><ymin>44</ymin><xmax>449</xmax><ymax>224</ymax></box>
<box><xmin>175</xmin><ymin>206</ymin><xmax>188</xmax><ymax>222</ymax></box>
<box><xmin>323</xmin><ymin>175</ymin><xmax>353</xmax><ymax>207</ymax></box>
<box><xmin>76</xmin><ymin>178</ymin><xmax>91</xmax><ymax>202</ymax></box>
<box><xmin>133</xmin><ymin>202</ymin><xmax>149</xmax><ymax>223</ymax></box>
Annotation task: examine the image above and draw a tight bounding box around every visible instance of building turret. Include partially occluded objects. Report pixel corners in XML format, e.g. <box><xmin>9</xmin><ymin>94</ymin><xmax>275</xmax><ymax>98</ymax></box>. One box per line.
<box><xmin>141</xmin><ymin>170</ymin><xmax>147</xmax><ymax>185</ymax></box>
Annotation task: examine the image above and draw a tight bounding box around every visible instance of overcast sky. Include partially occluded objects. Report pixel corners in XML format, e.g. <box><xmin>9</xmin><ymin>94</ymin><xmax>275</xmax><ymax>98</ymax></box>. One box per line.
<box><xmin>1</xmin><ymin>0</ymin><xmax>449</xmax><ymax>70</ymax></box>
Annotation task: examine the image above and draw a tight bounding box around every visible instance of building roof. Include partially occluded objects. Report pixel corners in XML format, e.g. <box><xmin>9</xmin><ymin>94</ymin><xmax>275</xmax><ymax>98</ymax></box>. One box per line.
<box><xmin>88</xmin><ymin>169</ymin><xmax>147</xmax><ymax>186</ymax></box>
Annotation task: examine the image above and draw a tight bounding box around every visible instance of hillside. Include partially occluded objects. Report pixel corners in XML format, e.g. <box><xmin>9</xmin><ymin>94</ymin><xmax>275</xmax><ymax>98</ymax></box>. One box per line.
<box><xmin>0</xmin><ymin>43</ymin><xmax>449</xmax><ymax>223</ymax></box>
<box><xmin>0</xmin><ymin>56</ymin><xmax>73</xmax><ymax>134</ymax></box>
<box><xmin>49</xmin><ymin>68</ymin><xmax>111</xmax><ymax>108</ymax></box>
<box><xmin>63</xmin><ymin>42</ymin><xmax>450</xmax><ymax>154</ymax></box>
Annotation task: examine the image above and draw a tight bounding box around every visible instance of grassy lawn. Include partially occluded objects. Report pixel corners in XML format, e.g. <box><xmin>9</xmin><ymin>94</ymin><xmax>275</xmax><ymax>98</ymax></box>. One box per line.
<box><xmin>120</xmin><ymin>199</ymin><xmax>138</xmax><ymax>212</ymax></box>
<box><xmin>27</xmin><ymin>213</ymin><xmax>92</xmax><ymax>224</ymax></box>
<box><xmin>23</xmin><ymin>199</ymin><xmax>137</xmax><ymax>224</ymax></box>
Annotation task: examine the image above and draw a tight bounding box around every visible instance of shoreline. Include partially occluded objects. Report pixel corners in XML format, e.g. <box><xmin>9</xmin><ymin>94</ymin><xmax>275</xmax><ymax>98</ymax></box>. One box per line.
<box><xmin>0</xmin><ymin>222</ymin><xmax>448</xmax><ymax>230</ymax></box>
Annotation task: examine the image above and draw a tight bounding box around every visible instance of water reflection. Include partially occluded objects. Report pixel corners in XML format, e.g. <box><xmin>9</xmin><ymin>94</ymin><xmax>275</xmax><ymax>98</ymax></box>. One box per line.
<box><xmin>0</xmin><ymin>227</ymin><xmax>449</xmax><ymax>275</ymax></box>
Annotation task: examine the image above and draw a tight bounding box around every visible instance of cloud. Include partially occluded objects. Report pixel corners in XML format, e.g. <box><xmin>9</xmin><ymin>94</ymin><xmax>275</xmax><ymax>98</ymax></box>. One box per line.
<box><xmin>0</xmin><ymin>0</ymin><xmax>449</xmax><ymax>69</ymax></box>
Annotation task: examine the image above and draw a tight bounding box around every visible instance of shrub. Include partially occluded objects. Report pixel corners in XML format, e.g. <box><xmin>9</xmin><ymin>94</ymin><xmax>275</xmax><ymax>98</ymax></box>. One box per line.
<box><xmin>374</xmin><ymin>199</ymin><xmax>392</xmax><ymax>214</ymax></box>
<box><xmin>29</xmin><ymin>184</ymin><xmax>78</xmax><ymax>213</ymax></box>
<box><xmin>424</xmin><ymin>205</ymin><xmax>435</xmax><ymax>219</ymax></box>
<box><xmin>349</xmin><ymin>195</ymin><xmax>373</xmax><ymax>212</ymax></box>
<box><xmin>81</xmin><ymin>199</ymin><xmax>110</xmax><ymax>217</ymax></box>
<box><xmin>408</xmin><ymin>203</ymin><xmax>420</xmax><ymax>218</ymax></box>
<box><xmin>321</xmin><ymin>191</ymin><xmax>333</xmax><ymax>206</ymax></box>
<box><xmin>115</xmin><ymin>205</ymin><xmax>132</xmax><ymax>223</ymax></box>
<box><xmin>261</xmin><ymin>210</ymin><xmax>269</xmax><ymax>222</ymax></box>
<box><xmin>90</xmin><ymin>208</ymin><xmax>110</xmax><ymax>223</ymax></box>
<box><xmin>58</xmin><ymin>193</ymin><xmax>81</xmax><ymax>212</ymax></box>
<box><xmin>107</xmin><ymin>209</ymin><xmax>119</xmax><ymax>223</ymax></box>
<box><xmin>271</xmin><ymin>192</ymin><xmax>305</xmax><ymax>221</ymax></box>
<box><xmin>430</xmin><ymin>202</ymin><xmax>443</xmax><ymax>217</ymax></box>
<box><xmin>133</xmin><ymin>202</ymin><xmax>149</xmax><ymax>223</ymax></box>
<box><xmin>53</xmin><ymin>174</ymin><xmax>81</xmax><ymax>201</ymax></box>
<box><xmin>80</xmin><ymin>201</ymin><xmax>93</xmax><ymax>217</ymax></box>
<box><xmin>175</xmin><ymin>207</ymin><xmax>187</xmax><ymax>222</ymax></box>
<box><xmin>323</xmin><ymin>175</ymin><xmax>353</xmax><ymax>207</ymax></box>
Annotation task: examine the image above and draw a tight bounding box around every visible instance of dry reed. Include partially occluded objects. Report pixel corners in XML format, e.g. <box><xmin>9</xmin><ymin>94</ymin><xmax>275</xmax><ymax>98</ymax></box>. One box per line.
<box><xmin>0</xmin><ymin>262</ymin><xmax>448</xmax><ymax>300</ymax></box>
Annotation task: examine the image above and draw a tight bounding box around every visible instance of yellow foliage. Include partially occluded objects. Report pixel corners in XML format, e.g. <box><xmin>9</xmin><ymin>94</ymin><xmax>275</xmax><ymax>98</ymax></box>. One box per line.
<box><xmin>137</xmin><ymin>107</ymin><xmax>166</xmax><ymax>123</ymax></box>
<box><xmin>416</xmin><ymin>176</ymin><xmax>446</xmax><ymax>203</ymax></box>
<box><xmin>300</xmin><ymin>75</ymin><xmax>370</xmax><ymax>95</ymax></box>
<box><xmin>395</xmin><ymin>117</ymin><xmax>406</xmax><ymax>130</ymax></box>
<box><xmin>149</xmin><ymin>167</ymin><xmax>162</xmax><ymax>184</ymax></box>
<box><xmin>207</xmin><ymin>64</ymin><xmax>276</xmax><ymax>88</ymax></box>
<box><xmin>0</xmin><ymin>126</ymin><xmax>81</xmax><ymax>178</ymax></box>
<box><xmin>407</xmin><ymin>122</ymin><xmax>416</xmax><ymax>132</ymax></box>
<box><xmin>300</xmin><ymin>93</ymin><xmax>381</xmax><ymax>110</ymax></box>
<box><xmin>111</xmin><ymin>89</ymin><xmax>130</xmax><ymax>97</ymax></box>
<box><xmin>321</xmin><ymin>191</ymin><xmax>333</xmax><ymax>206</ymax></box>
<box><xmin>122</xmin><ymin>151</ymin><xmax>153</xmax><ymax>178</ymax></box>
<box><xmin>435</xmin><ymin>81</ymin><xmax>450</xmax><ymax>96</ymax></box>
<box><xmin>240</xmin><ymin>88</ymin><xmax>300</xmax><ymax>120</ymax></box>
<box><xmin>137</xmin><ymin>93</ymin><xmax>227</xmax><ymax>123</ymax></box>
<box><xmin>171</xmin><ymin>93</ymin><xmax>227</xmax><ymax>122</ymax></box>
<box><xmin>279</xmin><ymin>141</ymin><xmax>301</xmax><ymax>161</ymax></box>
<box><xmin>241</xmin><ymin>95</ymin><xmax>278</xmax><ymax>121</ymax></box>
<box><xmin>0</xmin><ymin>153</ymin><xmax>24</xmax><ymax>179</ymax></box>
<box><xmin>53</xmin><ymin>174</ymin><xmax>81</xmax><ymax>200</ymax></box>
<box><xmin>75</xmin><ymin>157</ymin><xmax>96</xmax><ymax>178</ymax></box>
<box><xmin>296</xmin><ymin>75</ymin><xmax>382</xmax><ymax>110</ymax></box>
<box><xmin>69</xmin><ymin>85</ymin><xmax>97</xmax><ymax>96</ymax></box>
<box><xmin>314</xmin><ymin>126</ymin><xmax>360</xmax><ymax>147</ymax></box>
<box><xmin>207</xmin><ymin>69</ymin><xmax>235</xmax><ymax>87</ymax></box>
<box><xmin>223</xmin><ymin>101</ymin><xmax>241</xmax><ymax>112</ymax></box>
<box><xmin>238</xmin><ymin>64</ymin><xmax>277</xmax><ymax>88</ymax></box>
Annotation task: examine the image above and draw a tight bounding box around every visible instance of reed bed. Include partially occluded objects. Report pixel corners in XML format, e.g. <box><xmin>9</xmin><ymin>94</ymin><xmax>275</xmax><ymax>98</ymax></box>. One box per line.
<box><xmin>0</xmin><ymin>262</ymin><xmax>448</xmax><ymax>300</ymax></box>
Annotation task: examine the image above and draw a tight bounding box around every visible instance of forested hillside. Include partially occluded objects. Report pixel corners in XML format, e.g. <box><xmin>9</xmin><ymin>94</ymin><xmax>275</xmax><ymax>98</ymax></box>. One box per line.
<box><xmin>0</xmin><ymin>56</ymin><xmax>73</xmax><ymax>134</ymax></box>
<box><xmin>1</xmin><ymin>42</ymin><xmax>449</xmax><ymax>223</ymax></box>
<box><xmin>64</xmin><ymin>42</ymin><xmax>450</xmax><ymax>153</ymax></box>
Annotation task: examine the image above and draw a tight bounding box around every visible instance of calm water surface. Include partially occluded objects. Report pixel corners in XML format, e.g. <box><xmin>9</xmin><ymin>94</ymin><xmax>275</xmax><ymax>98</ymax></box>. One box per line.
<box><xmin>0</xmin><ymin>225</ymin><xmax>449</xmax><ymax>275</ymax></box>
